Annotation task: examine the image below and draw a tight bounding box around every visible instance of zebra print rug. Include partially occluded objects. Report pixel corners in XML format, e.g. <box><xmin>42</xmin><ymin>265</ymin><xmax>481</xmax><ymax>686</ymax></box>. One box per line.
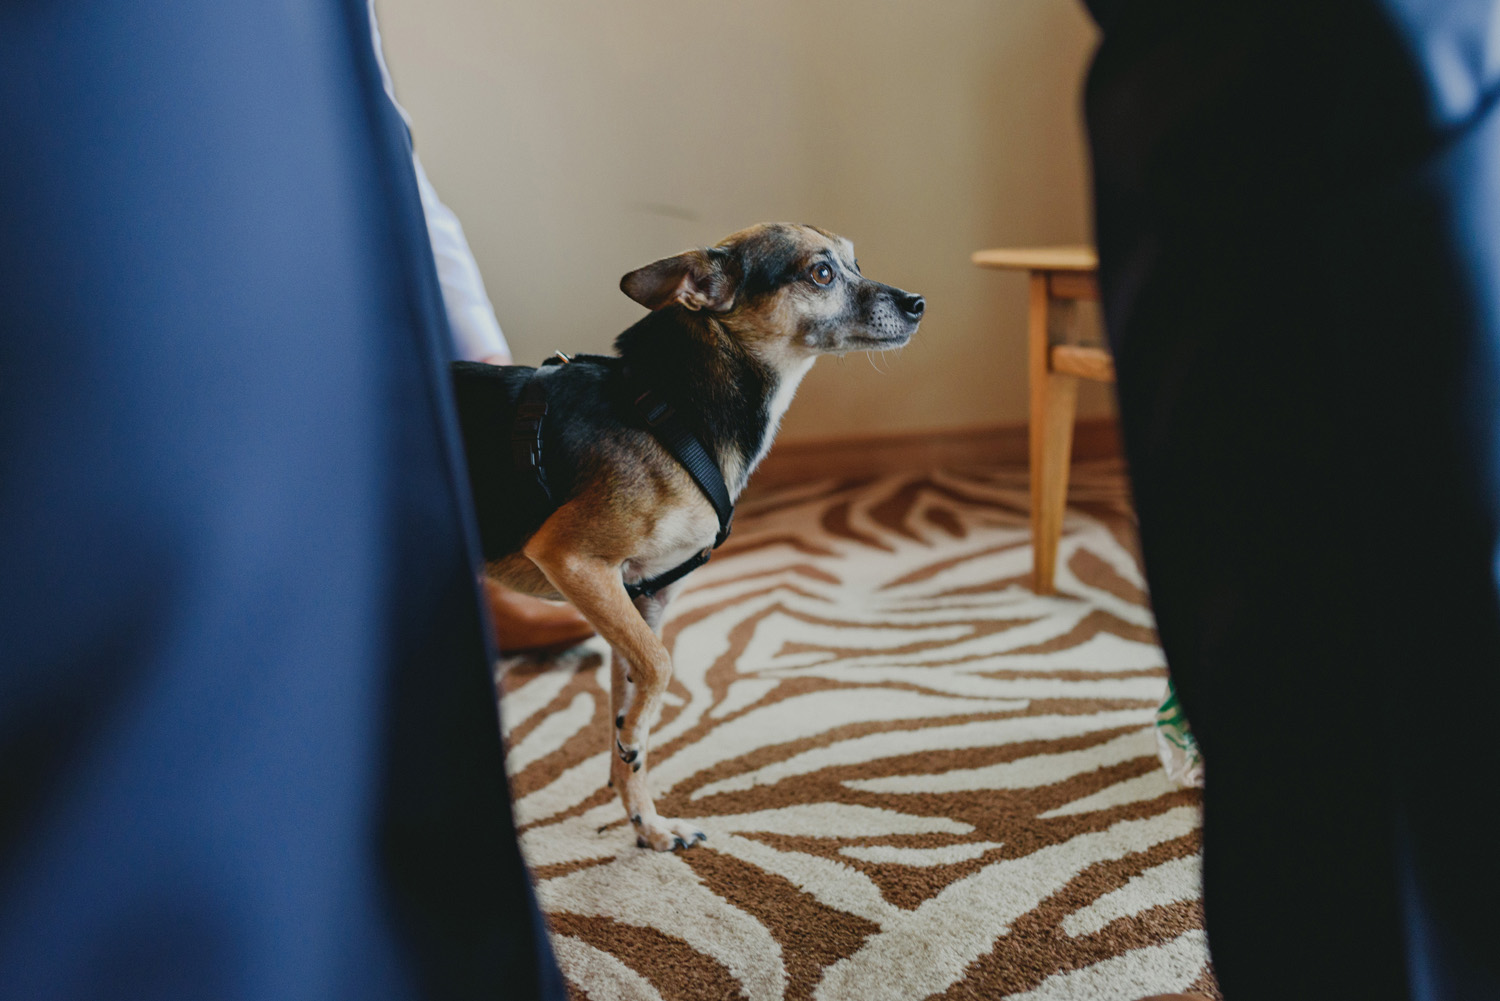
<box><xmin>498</xmin><ymin>464</ymin><xmax>1219</xmax><ymax>1000</ymax></box>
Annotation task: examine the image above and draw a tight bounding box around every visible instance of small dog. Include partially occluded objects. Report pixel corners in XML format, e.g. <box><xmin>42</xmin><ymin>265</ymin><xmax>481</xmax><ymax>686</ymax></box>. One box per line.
<box><xmin>454</xmin><ymin>223</ymin><xmax>923</xmax><ymax>850</ymax></box>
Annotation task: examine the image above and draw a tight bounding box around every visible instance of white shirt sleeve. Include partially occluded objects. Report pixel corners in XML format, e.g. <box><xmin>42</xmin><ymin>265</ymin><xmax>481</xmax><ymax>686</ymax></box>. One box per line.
<box><xmin>368</xmin><ymin>1</ymin><xmax>511</xmax><ymax>363</ymax></box>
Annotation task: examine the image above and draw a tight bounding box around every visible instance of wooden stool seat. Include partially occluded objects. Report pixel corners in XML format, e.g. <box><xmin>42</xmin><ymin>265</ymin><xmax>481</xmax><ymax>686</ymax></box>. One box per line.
<box><xmin>970</xmin><ymin>246</ymin><xmax>1098</xmax><ymax>272</ymax></box>
<box><xmin>973</xmin><ymin>246</ymin><xmax>1112</xmax><ymax>594</ymax></box>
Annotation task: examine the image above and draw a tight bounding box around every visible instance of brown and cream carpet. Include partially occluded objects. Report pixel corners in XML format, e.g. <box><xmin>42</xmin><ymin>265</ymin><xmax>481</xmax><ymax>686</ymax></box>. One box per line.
<box><xmin>497</xmin><ymin>464</ymin><xmax>1219</xmax><ymax>1001</ymax></box>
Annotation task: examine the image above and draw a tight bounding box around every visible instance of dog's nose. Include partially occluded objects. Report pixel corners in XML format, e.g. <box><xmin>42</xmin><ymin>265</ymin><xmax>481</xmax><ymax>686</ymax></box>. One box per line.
<box><xmin>900</xmin><ymin>293</ymin><xmax>925</xmax><ymax>320</ymax></box>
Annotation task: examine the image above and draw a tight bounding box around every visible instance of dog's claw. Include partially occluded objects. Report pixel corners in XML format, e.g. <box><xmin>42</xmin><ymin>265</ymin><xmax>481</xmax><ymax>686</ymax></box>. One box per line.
<box><xmin>617</xmin><ymin>744</ymin><xmax>638</xmax><ymax>764</ymax></box>
<box><xmin>637</xmin><ymin>836</ymin><xmax>648</xmax><ymax>849</ymax></box>
<box><xmin>615</xmin><ymin>737</ymin><xmax>639</xmax><ymax>764</ymax></box>
<box><xmin>632</xmin><ymin>761</ymin><xmax>641</xmax><ymax>772</ymax></box>
<box><xmin>615</xmin><ymin>714</ymin><xmax>624</xmax><ymax>729</ymax></box>
<box><xmin>631</xmin><ymin>818</ymin><xmax>707</xmax><ymax>852</ymax></box>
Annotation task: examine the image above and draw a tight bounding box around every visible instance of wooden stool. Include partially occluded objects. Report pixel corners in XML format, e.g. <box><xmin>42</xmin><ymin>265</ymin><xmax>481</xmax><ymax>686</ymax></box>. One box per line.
<box><xmin>972</xmin><ymin>246</ymin><xmax>1111</xmax><ymax>595</ymax></box>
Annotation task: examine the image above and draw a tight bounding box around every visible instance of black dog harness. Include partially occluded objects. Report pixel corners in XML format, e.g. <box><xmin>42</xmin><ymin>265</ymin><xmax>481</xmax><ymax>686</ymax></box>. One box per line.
<box><xmin>512</xmin><ymin>353</ymin><xmax>733</xmax><ymax>599</ymax></box>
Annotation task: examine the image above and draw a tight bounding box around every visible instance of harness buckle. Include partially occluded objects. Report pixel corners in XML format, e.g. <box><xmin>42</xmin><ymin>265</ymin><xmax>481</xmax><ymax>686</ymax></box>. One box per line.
<box><xmin>635</xmin><ymin>389</ymin><xmax>674</xmax><ymax>428</ymax></box>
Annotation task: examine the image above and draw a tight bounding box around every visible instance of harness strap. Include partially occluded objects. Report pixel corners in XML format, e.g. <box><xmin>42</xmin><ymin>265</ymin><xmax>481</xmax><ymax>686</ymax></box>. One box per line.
<box><xmin>628</xmin><ymin>384</ymin><xmax>734</xmax><ymax>548</ymax></box>
<box><xmin>508</xmin><ymin>355</ymin><xmax>736</xmax><ymax>601</ymax></box>
<box><xmin>616</xmin><ymin>380</ymin><xmax>735</xmax><ymax>600</ymax></box>
<box><xmin>511</xmin><ymin>371</ymin><xmax>553</xmax><ymax>506</ymax></box>
<box><xmin>624</xmin><ymin>549</ymin><xmax>711</xmax><ymax>600</ymax></box>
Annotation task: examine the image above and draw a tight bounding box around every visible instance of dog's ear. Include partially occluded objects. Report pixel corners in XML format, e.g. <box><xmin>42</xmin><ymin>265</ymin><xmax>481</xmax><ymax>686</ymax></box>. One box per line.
<box><xmin>620</xmin><ymin>248</ymin><xmax>738</xmax><ymax>312</ymax></box>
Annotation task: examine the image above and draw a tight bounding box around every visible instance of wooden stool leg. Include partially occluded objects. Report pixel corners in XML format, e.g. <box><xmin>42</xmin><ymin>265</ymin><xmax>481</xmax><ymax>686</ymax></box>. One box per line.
<box><xmin>1028</xmin><ymin>273</ymin><xmax>1079</xmax><ymax>594</ymax></box>
<box><xmin>1033</xmin><ymin>371</ymin><xmax>1079</xmax><ymax>593</ymax></box>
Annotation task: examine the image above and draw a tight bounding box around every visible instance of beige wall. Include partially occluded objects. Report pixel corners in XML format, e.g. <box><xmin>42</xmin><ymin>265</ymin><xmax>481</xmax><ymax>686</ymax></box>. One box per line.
<box><xmin>377</xmin><ymin>0</ymin><xmax>1110</xmax><ymax>443</ymax></box>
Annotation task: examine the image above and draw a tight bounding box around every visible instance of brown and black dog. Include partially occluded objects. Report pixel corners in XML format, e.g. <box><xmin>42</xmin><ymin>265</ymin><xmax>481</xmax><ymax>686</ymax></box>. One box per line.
<box><xmin>455</xmin><ymin>223</ymin><xmax>923</xmax><ymax>850</ymax></box>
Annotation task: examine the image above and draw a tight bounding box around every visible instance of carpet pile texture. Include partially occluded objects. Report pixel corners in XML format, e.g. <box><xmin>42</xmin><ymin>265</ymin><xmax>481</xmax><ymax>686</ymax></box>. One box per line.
<box><xmin>498</xmin><ymin>465</ymin><xmax>1219</xmax><ymax>1000</ymax></box>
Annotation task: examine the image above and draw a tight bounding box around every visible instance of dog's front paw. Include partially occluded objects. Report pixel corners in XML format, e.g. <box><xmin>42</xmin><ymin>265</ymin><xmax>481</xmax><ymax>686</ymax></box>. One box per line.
<box><xmin>632</xmin><ymin>815</ymin><xmax>707</xmax><ymax>852</ymax></box>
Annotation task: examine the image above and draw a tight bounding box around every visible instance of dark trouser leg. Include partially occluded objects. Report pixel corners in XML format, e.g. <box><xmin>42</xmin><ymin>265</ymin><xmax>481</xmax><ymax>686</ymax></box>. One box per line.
<box><xmin>1085</xmin><ymin>4</ymin><xmax>1500</xmax><ymax>997</ymax></box>
<box><xmin>0</xmin><ymin>2</ymin><xmax>560</xmax><ymax>997</ymax></box>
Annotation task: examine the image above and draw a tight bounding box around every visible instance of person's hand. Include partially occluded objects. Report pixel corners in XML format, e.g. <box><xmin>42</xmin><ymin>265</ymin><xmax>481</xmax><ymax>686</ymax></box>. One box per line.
<box><xmin>477</xmin><ymin>351</ymin><xmax>511</xmax><ymax>366</ymax></box>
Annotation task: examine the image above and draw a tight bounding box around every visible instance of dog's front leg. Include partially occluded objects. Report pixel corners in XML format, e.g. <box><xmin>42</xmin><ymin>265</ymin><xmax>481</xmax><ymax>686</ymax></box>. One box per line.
<box><xmin>604</xmin><ymin>585</ymin><xmax>705</xmax><ymax>850</ymax></box>
<box><xmin>525</xmin><ymin>522</ymin><xmax>704</xmax><ymax>851</ymax></box>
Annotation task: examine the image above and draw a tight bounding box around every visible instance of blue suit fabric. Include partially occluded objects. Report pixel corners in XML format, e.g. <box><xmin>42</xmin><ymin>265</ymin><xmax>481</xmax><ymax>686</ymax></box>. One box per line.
<box><xmin>1084</xmin><ymin>2</ymin><xmax>1500</xmax><ymax>998</ymax></box>
<box><xmin>0</xmin><ymin>2</ymin><xmax>562</xmax><ymax>998</ymax></box>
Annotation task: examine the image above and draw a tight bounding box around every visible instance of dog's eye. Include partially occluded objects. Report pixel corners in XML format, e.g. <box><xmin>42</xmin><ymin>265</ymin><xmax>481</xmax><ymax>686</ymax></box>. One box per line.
<box><xmin>810</xmin><ymin>263</ymin><xmax>834</xmax><ymax>286</ymax></box>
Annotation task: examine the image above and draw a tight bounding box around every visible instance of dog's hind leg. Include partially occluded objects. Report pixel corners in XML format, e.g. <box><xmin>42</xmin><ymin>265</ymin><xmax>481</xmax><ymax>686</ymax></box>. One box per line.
<box><xmin>525</xmin><ymin>520</ymin><xmax>705</xmax><ymax>851</ymax></box>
